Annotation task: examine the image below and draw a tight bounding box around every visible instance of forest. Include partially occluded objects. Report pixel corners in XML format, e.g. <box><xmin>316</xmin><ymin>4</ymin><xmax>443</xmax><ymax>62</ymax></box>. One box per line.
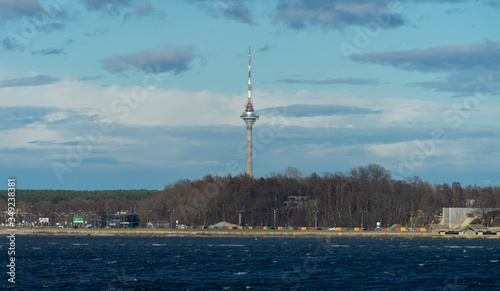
<box><xmin>3</xmin><ymin>164</ymin><xmax>500</xmax><ymax>229</ymax></box>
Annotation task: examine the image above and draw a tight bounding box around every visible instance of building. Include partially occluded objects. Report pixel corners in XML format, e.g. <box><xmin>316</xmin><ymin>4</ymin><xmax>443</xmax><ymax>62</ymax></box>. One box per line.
<box><xmin>459</xmin><ymin>224</ymin><xmax>491</xmax><ymax>236</ymax></box>
<box><xmin>284</xmin><ymin>196</ymin><xmax>317</xmax><ymax>209</ymax></box>
<box><xmin>442</xmin><ymin>207</ymin><xmax>499</xmax><ymax>229</ymax></box>
<box><xmin>105</xmin><ymin>211</ymin><xmax>139</xmax><ymax>228</ymax></box>
<box><xmin>240</xmin><ymin>43</ymin><xmax>258</xmax><ymax>177</ymax></box>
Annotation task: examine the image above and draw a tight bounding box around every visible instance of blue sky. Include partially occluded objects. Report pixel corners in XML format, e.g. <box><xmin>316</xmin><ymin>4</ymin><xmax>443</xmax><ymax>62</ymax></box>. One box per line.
<box><xmin>1</xmin><ymin>0</ymin><xmax>499</xmax><ymax>190</ymax></box>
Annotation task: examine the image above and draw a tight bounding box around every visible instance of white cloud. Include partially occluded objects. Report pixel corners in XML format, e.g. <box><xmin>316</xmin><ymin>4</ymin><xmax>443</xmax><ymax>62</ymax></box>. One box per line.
<box><xmin>1</xmin><ymin>77</ymin><xmax>499</xmax><ymax>187</ymax></box>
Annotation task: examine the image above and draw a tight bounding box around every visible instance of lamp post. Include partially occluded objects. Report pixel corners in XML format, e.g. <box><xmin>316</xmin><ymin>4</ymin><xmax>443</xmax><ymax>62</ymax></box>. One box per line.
<box><xmin>360</xmin><ymin>210</ymin><xmax>366</xmax><ymax>230</ymax></box>
<box><xmin>236</xmin><ymin>210</ymin><xmax>241</xmax><ymax>226</ymax></box>
<box><xmin>272</xmin><ymin>209</ymin><xmax>278</xmax><ymax>228</ymax></box>
<box><xmin>203</xmin><ymin>210</ymin><xmax>207</xmax><ymax>226</ymax></box>
<box><xmin>53</xmin><ymin>213</ymin><xmax>61</xmax><ymax>227</ymax></box>
<box><xmin>409</xmin><ymin>211</ymin><xmax>415</xmax><ymax>230</ymax></box>
<box><xmin>168</xmin><ymin>209</ymin><xmax>174</xmax><ymax>229</ymax></box>
<box><xmin>313</xmin><ymin>210</ymin><xmax>319</xmax><ymax>229</ymax></box>
<box><xmin>26</xmin><ymin>213</ymin><xmax>34</xmax><ymax>226</ymax></box>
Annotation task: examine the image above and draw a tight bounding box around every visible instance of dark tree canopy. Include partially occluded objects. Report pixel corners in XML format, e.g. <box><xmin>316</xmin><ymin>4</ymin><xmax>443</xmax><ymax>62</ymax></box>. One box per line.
<box><xmin>4</xmin><ymin>165</ymin><xmax>500</xmax><ymax>229</ymax></box>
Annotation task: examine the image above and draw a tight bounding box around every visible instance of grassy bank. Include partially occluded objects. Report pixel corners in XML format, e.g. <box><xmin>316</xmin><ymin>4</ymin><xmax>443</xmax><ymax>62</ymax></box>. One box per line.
<box><xmin>2</xmin><ymin>227</ymin><xmax>499</xmax><ymax>239</ymax></box>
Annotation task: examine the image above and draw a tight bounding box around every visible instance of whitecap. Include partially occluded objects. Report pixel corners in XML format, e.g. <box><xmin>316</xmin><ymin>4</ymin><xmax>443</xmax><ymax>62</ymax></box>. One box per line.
<box><xmin>233</xmin><ymin>272</ymin><xmax>248</xmax><ymax>275</ymax></box>
<box><xmin>216</xmin><ymin>244</ymin><xmax>245</xmax><ymax>247</ymax></box>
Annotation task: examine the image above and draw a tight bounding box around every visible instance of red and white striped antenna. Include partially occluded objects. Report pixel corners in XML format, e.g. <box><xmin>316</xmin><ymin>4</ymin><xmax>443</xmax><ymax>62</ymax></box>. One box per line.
<box><xmin>245</xmin><ymin>43</ymin><xmax>254</xmax><ymax>112</ymax></box>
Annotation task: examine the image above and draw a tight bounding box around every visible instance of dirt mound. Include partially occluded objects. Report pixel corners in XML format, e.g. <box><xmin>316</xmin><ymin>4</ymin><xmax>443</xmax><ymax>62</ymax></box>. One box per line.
<box><xmin>210</xmin><ymin>221</ymin><xmax>238</xmax><ymax>229</ymax></box>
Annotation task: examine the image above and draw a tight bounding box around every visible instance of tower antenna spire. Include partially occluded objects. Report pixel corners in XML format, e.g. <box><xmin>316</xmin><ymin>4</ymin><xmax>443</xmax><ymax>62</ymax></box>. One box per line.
<box><xmin>247</xmin><ymin>42</ymin><xmax>253</xmax><ymax>111</ymax></box>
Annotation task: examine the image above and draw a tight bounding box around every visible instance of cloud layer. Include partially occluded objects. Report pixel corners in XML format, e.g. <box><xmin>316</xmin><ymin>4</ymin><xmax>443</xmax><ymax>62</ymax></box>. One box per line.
<box><xmin>351</xmin><ymin>41</ymin><xmax>500</xmax><ymax>71</ymax></box>
<box><xmin>273</xmin><ymin>0</ymin><xmax>405</xmax><ymax>30</ymax></box>
<box><xmin>185</xmin><ymin>0</ymin><xmax>254</xmax><ymax>24</ymax></box>
<box><xmin>260</xmin><ymin>104</ymin><xmax>382</xmax><ymax>117</ymax></box>
<box><xmin>0</xmin><ymin>74</ymin><xmax>60</xmax><ymax>88</ymax></box>
<box><xmin>100</xmin><ymin>47</ymin><xmax>195</xmax><ymax>75</ymax></box>
<box><xmin>276</xmin><ymin>77</ymin><xmax>379</xmax><ymax>85</ymax></box>
<box><xmin>351</xmin><ymin>41</ymin><xmax>500</xmax><ymax>96</ymax></box>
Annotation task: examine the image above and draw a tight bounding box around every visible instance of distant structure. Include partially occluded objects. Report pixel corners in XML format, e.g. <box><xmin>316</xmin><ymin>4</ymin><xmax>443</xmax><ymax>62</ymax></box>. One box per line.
<box><xmin>240</xmin><ymin>43</ymin><xmax>259</xmax><ymax>177</ymax></box>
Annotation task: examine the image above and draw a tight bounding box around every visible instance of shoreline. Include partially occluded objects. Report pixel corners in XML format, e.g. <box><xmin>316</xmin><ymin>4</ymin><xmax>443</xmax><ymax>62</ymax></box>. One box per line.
<box><xmin>2</xmin><ymin>227</ymin><xmax>499</xmax><ymax>239</ymax></box>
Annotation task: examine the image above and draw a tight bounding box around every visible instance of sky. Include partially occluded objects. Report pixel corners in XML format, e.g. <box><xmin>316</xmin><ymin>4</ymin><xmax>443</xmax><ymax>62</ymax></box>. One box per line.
<box><xmin>1</xmin><ymin>0</ymin><xmax>499</xmax><ymax>190</ymax></box>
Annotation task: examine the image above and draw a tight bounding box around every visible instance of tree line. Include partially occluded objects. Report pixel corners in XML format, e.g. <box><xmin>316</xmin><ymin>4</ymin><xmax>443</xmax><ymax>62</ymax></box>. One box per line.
<box><xmin>2</xmin><ymin>164</ymin><xmax>499</xmax><ymax>228</ymax></box>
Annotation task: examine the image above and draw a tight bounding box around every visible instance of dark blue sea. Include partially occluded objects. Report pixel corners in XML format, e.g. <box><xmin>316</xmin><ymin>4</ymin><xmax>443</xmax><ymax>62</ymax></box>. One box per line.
<box><xmin>3</xmin><ymin>235</ymin><xmax>500</xmax><ymax>290</ymax></box>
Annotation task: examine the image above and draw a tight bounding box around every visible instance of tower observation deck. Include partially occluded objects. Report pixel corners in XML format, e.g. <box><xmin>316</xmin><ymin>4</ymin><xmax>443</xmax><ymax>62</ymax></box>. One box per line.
<box><xmin>240</xmin><ymin>43</ymin><xmax>258</xmax><ymax>177</ymax></box>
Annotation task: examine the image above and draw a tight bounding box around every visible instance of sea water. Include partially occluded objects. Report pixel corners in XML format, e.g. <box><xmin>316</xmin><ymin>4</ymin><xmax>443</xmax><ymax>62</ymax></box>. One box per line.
<box><xmin>3</xmin><ymin>235</ymin><xmax>500</xmax><ymax>290</ymax></box>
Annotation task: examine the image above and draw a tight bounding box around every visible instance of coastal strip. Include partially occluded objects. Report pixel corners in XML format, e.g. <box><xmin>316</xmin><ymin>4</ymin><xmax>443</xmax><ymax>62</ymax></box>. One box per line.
<box><xmin>1</xmin><ymin>227</ymin><xmax>499</xmax><ymax>239</ymax></box>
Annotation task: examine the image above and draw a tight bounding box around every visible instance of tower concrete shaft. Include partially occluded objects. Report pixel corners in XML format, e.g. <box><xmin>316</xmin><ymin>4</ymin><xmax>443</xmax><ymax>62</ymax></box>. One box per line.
<box><xmin>243</xmin><ymin>118</ymin><xmax>256</xmax><ymax>177</ymax></box>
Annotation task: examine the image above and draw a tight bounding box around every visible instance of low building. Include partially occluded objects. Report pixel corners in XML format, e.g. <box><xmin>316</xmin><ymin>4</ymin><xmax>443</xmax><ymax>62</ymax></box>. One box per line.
<box><xmin>459</xmin><ymin>224</ymin><xmax>490</xmax><ymax>236</ymax></box>
<box><xmin>284</xmin><ymin>196</ymin><xmax>317</xmax><ymax>208</ymax></box>
<box><xmin>442</xmin><ymin>207</ymin><xmax>500</xmax><ymax>229</ymax></box>
<box><xmin>105</xmin><ymin>212</ymin><xmax>139</xmax><ymax>228</ymax></box>
<box><xmin>431</xmin><ymin>224</ymin><xmax>451</xmax><ymax>235</ymax></box>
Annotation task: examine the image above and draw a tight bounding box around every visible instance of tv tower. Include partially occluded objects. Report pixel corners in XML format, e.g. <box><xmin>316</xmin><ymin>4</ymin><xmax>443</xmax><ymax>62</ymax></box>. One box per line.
<box><xmin>240</xmin><ymin>43</ymin><xmax>259</xmax><ymax>177</ymax></box>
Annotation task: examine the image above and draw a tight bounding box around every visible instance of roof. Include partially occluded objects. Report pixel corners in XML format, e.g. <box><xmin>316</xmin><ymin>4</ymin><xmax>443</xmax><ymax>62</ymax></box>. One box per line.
<box><xmin>461</xmin><ymin>224</ymin><xmax>489</xmax><ymax>232</ymax></box>
<box><xmin>431</xmin><ymin>224</ymin><xmax>451</xmax><ymax>231</ymax></box>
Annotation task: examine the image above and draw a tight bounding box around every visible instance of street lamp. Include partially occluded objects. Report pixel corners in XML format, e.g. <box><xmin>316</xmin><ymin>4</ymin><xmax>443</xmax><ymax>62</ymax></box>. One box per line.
<box><xmin>360</xmin><ymin>210</ymin><xmax>366</xmax><ymax>230</ymax></box>
<box><xmin>26</xmin><ymin>213</ymin><xmax>34</xmax><ymax>226</ymax></box>
<box><xmin>272</xmin><ymin>209</ymin><xmax>278</xmax><ymax>228</ymax></box>
<box><xmin>53</xmin><ymin>213</ymin><xmax>62</xmax><ymax>226</ymax></box>
<box><xmin>236</xmin><ymin>210</ymin><xmax>244</xmax><ymax>226</ymax></box>
<box><xmin>313</xmin><ymin>210</ymin><xmax>320</xmax><ymax>229</ymax></box>
<box><xmin>168</xmin><ymin>209</ymin><xmax>175</xmax><ymax>229</ymax></box>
